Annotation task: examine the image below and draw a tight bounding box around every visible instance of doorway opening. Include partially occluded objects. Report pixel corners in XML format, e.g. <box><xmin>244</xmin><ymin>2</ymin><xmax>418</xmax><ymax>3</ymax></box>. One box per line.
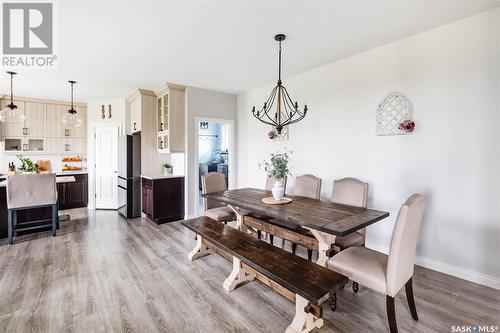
<box><xmin>195</xmin><ymin>119</ymin><xmax>233</xmax><ymax>215</ymax></box>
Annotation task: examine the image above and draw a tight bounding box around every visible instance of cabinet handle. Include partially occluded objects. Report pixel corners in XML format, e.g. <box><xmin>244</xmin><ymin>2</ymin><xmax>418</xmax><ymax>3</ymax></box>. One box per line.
<box><xmin>65</xmin><ymin>128</ymin><xmax>70</xmax><ymax>137</ymax></box>
<box><xmin>133</xmin><ymin>122</ymin><xmax>137</xmax><ymax>131</ymax></box>
<box><xmin>23</xmin><ymin>127</ymin><xmax>28</xmax><ymax>135</ymax></box>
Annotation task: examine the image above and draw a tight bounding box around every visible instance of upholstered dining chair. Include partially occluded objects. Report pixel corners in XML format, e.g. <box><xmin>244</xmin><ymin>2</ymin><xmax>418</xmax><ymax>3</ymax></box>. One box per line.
<box><xmin>201</xmin><ymin>172</ymin><xmax>235</xmax><ymax>224</ymax></box>
<box><xmin>328</xmin><ymin>194</ymin><xmax>428</xmax><ymax>333</ymax></box>
<box><xmin>264</xmin><ymin>175</ymin><xmax>288</xmax><ymax>192</ymax></box>
<box><xmin>331</xmin><ymin>178</ymin><xmax>369</xmax><ymax>255</ymax></box>
<box><xmin>7</xmin><ymin>174</ymin><xmax>58</xmax><ymax>245</ymax></box>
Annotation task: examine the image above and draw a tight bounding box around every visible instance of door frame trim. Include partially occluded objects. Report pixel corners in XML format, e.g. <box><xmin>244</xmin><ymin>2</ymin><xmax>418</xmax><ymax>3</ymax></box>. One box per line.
<box><xmin>194</xmin><ymin>117</ymin><xmax>235</xmax><ymax>217</ymax></box>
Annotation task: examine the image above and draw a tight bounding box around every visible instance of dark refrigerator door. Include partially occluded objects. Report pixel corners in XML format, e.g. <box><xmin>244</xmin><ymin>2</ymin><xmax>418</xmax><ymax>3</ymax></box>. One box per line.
<box><xmin>132</xmin><ymin>133</ymin><xmax>141</xmax><ymax>177</ymax></box>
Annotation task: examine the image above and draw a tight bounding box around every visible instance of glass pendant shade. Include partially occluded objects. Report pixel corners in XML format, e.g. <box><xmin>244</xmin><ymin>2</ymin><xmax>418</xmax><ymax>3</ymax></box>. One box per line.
<box><xmin>62</xmin><ymin>111</ymin><xmax>83</xmax><ymax>127</ymax></box>
<box><xmin>62</xmin><ymin>80</ymin><xmax>82</xmax><ymax>127</ymax></box>
<box><xmin>1</xmin><ymin>71</ymin><xmax>25</xmax><ymax>123</ymax></box>
<box><xmin>0</xmin><ymin>104</ymin><xmax>25</xmax><ymax>123</ymax></box>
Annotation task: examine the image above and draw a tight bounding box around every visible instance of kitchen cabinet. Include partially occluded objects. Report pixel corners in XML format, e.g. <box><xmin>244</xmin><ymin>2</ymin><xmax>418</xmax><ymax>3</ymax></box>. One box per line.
<box><xmin>4</xmin><ymin>137</ymin><xmax>45</xmax><ymax>153</ymax></box>
<box><xmin>129</xmin><ymin>94</ymin><xmax>142</xmax><ymax>133</ymax></box>
<box><xmin>141</xmin><ymin>176</ymin><xmax>184</xmax><ymax>224</ymax></box>
<box><xmin>64</xmin><ymin>138</ymin><xmax>86</xmax><ymax>154</ymax></box>
<box><xmin>24</xmin><ymin>102</ymin><xmax>46</xmax><ymax>137</ymax></box>
<box><xmin>46</xmin><ymin>104</ymin><xmax>66</xmax><ymax>137</ymax></box>
<box><xmin>58</xmin><ymin>174</ymin><xmax>88</xmax><ymax>209</ymax></box>
<box><xmin>156</xmin><ymin>84</ymin><xmax>185</xmax><ymax>153</ymax></box>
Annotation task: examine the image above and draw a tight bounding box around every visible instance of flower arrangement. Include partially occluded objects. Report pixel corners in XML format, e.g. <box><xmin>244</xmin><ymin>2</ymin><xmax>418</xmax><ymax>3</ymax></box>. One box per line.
<box><xmin>259</xmin><ymin>150</ymin><xmax>292</xmax><ymax>181</ymax></box>
<box><xmin>17</xmin><ymin>155</ymin><xmax>39</xmax><ymax>173</ymax></box>
<box><xmin>398</xmin><ymin>120</ymin><xmax>415</xmax><ymax>133</ymax></box>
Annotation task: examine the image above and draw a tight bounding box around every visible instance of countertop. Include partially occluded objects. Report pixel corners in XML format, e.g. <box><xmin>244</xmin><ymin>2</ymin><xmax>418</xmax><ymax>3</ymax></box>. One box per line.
<box><xmin>0</xmin><ymin>175</ymin><xmax>76</xmax><ymax>188</ymax></box>
<box><xmin>57</xmin><ymin>171</ymin><xmax>88</xmax><ymax>176</ymax></box>
<box><xmin>140</xmin><ymin>174</ymin><xmax>184</xmax><ymax>180</ymax></box>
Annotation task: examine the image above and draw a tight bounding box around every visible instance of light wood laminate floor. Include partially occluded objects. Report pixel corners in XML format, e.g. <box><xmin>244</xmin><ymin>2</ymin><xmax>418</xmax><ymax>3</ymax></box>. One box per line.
<box><xmin>0</xmin><ymin>209</ymin><xmax>498</xmax><ymax>333</ymax></box>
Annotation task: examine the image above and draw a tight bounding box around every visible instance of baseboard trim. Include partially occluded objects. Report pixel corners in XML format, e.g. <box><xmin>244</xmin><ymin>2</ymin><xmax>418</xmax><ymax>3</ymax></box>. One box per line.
<box><xmin>367</xmin><ymin>243</ymin><xmax>500</xmax><ymax>291</ymax></box>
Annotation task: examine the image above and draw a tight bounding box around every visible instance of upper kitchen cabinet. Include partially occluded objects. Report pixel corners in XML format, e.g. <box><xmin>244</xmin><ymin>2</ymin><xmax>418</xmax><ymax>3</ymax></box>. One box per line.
<box><xmin>156</xmin><ymin>84</ymin><xmax>185</xmax><ymax>153</ymax></box>
<box><xmin>127</xmin><ymin>89</ymin><xmax>156</xmax><ymax>134</ymax></box>
<box><xmin>46</xmin><ymin>104</ymin><xmax>66</xmax><ymax>137</ymax></box>
<box><xmin>24</xmin><ymin>102</ymin><xmax>47</xmax><ymax>137</ymax></box>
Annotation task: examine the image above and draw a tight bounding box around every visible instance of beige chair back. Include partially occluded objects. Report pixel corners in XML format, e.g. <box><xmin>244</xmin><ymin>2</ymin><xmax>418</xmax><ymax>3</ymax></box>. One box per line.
<box><xmin>331</xmin><ymin>177</ymin><xmax>368</xmax><ymax>208</ymax></box>
<box><xmin>7</xmin><ymin>174</ymin><xmax>57</xmax><ymax>209</ymax></box>
<box><xmin>332</xmin><ymin>177</ymin><xmax>369</xmax><ymax>237</ymax></box>
<box><xmin>264</xmin><ymin>175</ymin><xmax>287</xmax><ymax>192</ymax></box>
<box><xmin>201</xmin><ymin>172</ymin><xmax>227</xmax><ymax>211</ymax></box>
<box><xmin>386</xmin><ymin>194</ymin><xmax>428</xmax><ymax>296</ymax></box>
<box><xmin>293</xmin><ymin>174</ymin><xmax>322</xmax><ymax>200</ymax></box>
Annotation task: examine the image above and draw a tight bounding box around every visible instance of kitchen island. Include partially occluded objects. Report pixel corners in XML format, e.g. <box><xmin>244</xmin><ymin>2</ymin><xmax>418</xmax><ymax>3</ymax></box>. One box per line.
<box><xmin>0</xmin><ymin>174</ymin><xmax>87</xmax><ymax>239</ymax></box>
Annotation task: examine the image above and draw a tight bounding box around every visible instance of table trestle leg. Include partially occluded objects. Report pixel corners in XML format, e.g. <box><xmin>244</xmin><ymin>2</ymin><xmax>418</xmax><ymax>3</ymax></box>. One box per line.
<box><xmin>285</xmin><ymin>294</ymin><xmax>324</xmax><ymax>333</ymax></box>
<box><xmin>188</xmin><ymin>234</ymin><xmax>213</xmax><ymax>261</ymax></box>
<box><xmin>305</xmin><ymin>228</ymin><xmax>336</xmax><ymax>267</ymax></box>
<box><xmin>223</xmin><ymin>256</ymin><xmax>255</xmax><ymax>292</ymax></box>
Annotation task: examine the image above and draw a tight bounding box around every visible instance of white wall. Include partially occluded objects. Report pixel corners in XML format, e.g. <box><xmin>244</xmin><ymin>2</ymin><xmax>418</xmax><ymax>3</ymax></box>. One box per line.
<box><xmin>87</xmin><ymin>99</ymin><xmax>126</xmax><ymax>209</ymax></box>
<box><xmin>185</xmin><ymin>87</ymin><xmax>237</xmax><ymax>217</ymax></box>
<box><xmin>237</xmin><ymin>9</ymin><xmax>500</xmax><ymax>289</ymax></box>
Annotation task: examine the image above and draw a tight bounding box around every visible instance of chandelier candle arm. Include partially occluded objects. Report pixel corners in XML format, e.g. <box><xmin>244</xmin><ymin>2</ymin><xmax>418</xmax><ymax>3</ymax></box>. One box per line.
<box><xmin>251</xmin><ymin>34</ymin><xmax>308</xmax><ymax>135</ymax></box>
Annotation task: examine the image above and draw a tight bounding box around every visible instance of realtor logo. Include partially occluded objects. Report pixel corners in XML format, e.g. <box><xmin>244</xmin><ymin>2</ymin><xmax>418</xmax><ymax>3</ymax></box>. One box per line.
<box><xmin>3</xmin><ymin>2</ymin><xmax>53</xmax><ymax>54</ymax></box>
<box><xmin>2</xmin><ymin>1</ymin><xmax>56</xmax><ymax>67</ymax></box>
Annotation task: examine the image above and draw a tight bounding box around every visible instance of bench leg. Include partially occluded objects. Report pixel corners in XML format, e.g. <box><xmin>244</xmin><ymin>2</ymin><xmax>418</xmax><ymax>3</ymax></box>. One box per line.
<box><xmin>188</xmin><ymin>235</ymin><xmax>213</xmax><ymax>261</ymax></box>
<box><xmin>223</xmin><ymin>257</ymin><xmax>255</xmax><ymax>292</ymax></box>
<box><xmin>286</xmin><ymin>294</ymin><xmax>324</xmax><ymax>333</ymax></box>
<box><xmin>306</xmin><ymin>228</ymin><xmax>336</xmax><ymax>267</ymax></box>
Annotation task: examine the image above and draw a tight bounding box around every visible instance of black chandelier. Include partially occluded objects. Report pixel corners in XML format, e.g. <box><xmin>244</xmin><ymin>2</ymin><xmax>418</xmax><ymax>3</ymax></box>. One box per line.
<box><xmin>252</xmin><ymin>34</ymin><xmax>307</xmax><ymax>135</ymax></box>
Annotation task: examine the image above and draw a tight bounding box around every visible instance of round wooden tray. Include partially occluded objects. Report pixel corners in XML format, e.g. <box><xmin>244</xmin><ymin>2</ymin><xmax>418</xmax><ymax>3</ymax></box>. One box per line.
<box><xmin>261</xmin><ymin>197</ymin><xmax>293</xmax><ymax>205</ymax></box>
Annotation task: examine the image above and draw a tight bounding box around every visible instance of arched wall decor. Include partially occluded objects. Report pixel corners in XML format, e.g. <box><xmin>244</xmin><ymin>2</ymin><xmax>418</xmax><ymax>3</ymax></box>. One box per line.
<box><xmin>376</xmin><ymin>91</ymin><xmax>413</xmax><ymax>136</ymax></box>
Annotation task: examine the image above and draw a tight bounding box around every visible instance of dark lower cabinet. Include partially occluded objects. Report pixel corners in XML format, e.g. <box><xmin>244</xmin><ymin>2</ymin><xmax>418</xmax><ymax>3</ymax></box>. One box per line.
<box><xmin>58</xmin><ymin>174</ymin><xmax>88</xmax><ymax>210</ymax></box>
<box><xmin>141</xmin><ymin>176</ymin><xmax>184</xmax><ymax>224</ymax></box>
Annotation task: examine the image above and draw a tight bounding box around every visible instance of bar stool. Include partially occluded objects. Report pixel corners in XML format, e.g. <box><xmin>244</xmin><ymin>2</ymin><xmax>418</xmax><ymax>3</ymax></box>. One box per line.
<box><xmin>7</xmin><ymin>174</ymin><xmax>58</xmax><ymax>245</ymax></box>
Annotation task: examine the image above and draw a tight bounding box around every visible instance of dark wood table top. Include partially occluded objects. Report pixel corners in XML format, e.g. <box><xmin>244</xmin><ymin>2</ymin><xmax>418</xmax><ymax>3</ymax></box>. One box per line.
<box><xmin>203</xmin><ymin>188</ymin><xmax>389</xmax><ymax>237</ymax></box>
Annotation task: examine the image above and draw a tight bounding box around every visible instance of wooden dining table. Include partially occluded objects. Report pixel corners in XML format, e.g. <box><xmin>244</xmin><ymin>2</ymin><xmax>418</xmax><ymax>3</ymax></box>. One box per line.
<box><xmin>202</xmin><ymin>187</ymin><xmax>390</xmax><ymax>267</ymax></box>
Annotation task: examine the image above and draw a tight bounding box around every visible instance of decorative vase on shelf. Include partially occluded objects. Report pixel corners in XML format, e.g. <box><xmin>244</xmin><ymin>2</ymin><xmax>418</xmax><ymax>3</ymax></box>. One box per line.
<box><xmin>163</xmin><ymin>167</ymin><xmax>173</xmax><ymax>175</ymax></box>
<box><xmin>272</xmin><ymin>179</ymin><xmax>285</xmax><ymax>200</ymax></box>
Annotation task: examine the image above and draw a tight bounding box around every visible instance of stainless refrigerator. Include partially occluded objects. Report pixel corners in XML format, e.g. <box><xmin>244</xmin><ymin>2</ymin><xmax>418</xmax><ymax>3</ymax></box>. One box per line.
<box><xmin>118</xmin><ymin>133</ymin><xmax>141</xmax><ymax>218</ymax></box>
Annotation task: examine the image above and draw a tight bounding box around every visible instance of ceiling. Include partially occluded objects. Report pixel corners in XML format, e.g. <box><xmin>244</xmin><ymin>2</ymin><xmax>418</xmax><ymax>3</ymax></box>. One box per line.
<box><xmin>1</xmin><ymin>0</ymin><xmax>499</xmax><ymax>101</ymax></box>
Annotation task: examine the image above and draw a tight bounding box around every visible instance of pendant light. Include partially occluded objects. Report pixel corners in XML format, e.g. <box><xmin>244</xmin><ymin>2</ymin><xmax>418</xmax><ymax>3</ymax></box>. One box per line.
<box><xmin>62</xmin><ymin>80</ymin><xmax>83</xmax><ymax>127</ymax></box>
<box><xmin>252</xmin><ymin>34</ymin><xmax>307</xmax><ymax>134</ymax></box>
<box><xmin>0</xmin><ymin>71</ymin><xmax>26</xmax><ymax>123</ymax></box>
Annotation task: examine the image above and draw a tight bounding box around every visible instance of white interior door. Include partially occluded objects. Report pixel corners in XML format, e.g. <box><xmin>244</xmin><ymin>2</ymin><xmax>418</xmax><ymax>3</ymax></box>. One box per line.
<box><xmin>95</xmin><ymin>126</ymin><xmax>119</xmax><ymax>209</ymax></box>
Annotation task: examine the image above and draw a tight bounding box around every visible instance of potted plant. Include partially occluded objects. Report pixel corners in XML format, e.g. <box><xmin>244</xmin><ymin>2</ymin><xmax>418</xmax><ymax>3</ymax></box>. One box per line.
<box><xmin>260</xmin><ymin>150</ymin><xmax>292</xmax><ymax>200</ymax></box>
<box><xmin>163</xmin><ymin>162</ymin><xmax>173</xmax><ymax>175</ymax></box>
<box><xmin>17</xmin><ymin>155</ymin><xmax>39</xmax><ymax>174</ymax></box>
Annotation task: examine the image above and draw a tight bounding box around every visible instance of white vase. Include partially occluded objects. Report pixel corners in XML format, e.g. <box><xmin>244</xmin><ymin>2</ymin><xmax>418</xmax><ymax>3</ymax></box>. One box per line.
<box><xmin>272</xmin><ymin>179</ymin><xmax>285</xmax><ymax>200</ymax></box>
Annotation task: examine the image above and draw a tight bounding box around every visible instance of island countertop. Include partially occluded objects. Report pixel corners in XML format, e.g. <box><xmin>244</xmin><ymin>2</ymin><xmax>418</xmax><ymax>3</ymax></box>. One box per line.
<box><xmin>140</xmin><ymin>174</ymin><xmax>184</xmax><ymax>180</ymax></box>
<box><xmin>0</xmin><ymin>175</ymin><xmax>76</xmax><ymax>188</ymax></box>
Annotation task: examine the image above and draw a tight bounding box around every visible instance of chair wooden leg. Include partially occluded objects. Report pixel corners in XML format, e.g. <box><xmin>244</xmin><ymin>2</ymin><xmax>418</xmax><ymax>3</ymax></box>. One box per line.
<box><xmin>269</xmin><ymin>234</ymin><xmax>274</xmax><ymax>245</ymax></box>
<box><xmin>307</xmin><ymin>249</ymin><xmax>313</xmax><ymax>261</ymax></box>
<box><xmin>7</xmin><ymin>210</ymin><xmax>13</xmax><ymax>245</ymax></box>
<box><xmin>51</xmin><ymin>204</ymin><xmax>57</xmax><ymax>237</ymax></box>
<box><xmin>291</xmin><ymin>243</ymin><xmax>297</xmax><ymax>254</ymax></box>
<box><xmin>352</xmin><ymin>282</ymin><xmax>359</xmax><ymax>293</ymax></box>
<box><xmin>405</xmin><ymin>277</ymin><xmax>418</xmax><ymax>320</ymax></box>
<box><xmin>386</xmin><ymin>295</ymin><xmax>398</xmax><ymax>333</ymax></box>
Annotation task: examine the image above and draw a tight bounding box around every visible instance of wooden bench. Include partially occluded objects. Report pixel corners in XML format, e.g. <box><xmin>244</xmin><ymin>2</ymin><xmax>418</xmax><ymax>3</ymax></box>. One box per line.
<box><xmin>183</xmin><ymin>216</ymin><xmax>347</xmax><ymax>333</ymax></box>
